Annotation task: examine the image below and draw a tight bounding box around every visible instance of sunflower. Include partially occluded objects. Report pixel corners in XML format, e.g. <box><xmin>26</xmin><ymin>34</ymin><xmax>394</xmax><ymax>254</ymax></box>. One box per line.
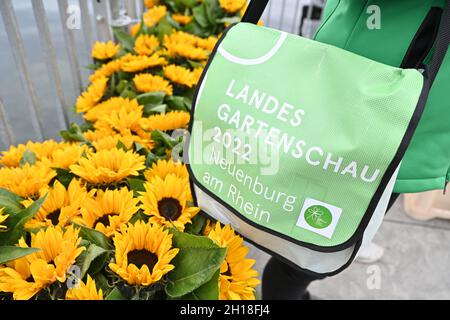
<box><xmin>130</xmin><ymin>23</ymin><xmax>141</xmax><ymax>37</ymax></box>
<box><xmin>89</xmin><ymin>59</ymin><xmax>122</xmax><ymax>82</ymax></box>
<box><xmin>65</xmin><ymin>275</ymin><xmax>103</xmax><ymax>300</ymax></box>
<box><xmin>134</xmin><ymin>74</ymin><xmax>173</xmax><ymax>95</ymax></box>
<box><xmin>139</xmin><ymin>174</ymin><xmax>199</xmax><ymax>231</ymax></box>
<box><xmin>144</xmin><ymin>159</ymin><xmax>192</xmax><ymax>200</ymax></box>
<box><xmin>89</xmin><ymin>54</ymin><xmax>134</xmax><ymax>82</ymax></box>
<box><xmin>0</xmin><ymin>140</ymin><xmax>69</xmax><ymax>167</ymax></box>
<box><xmin>219</xmin><ymin>0</ymin><xmax>246</xmax><ymax>13</ymax></box>
<box><xmin>192</xmin><ymin>67</ymin><xmax>204</xmax><ymax>84</ymax></box>
<box><xmin>83</xmin><ymin>97</ymin><xmax>141</xmax><ymax>123</ymax></box>
<box><xmin>164</xmin><ymin>42</ymin><xmax>208</xmax><ymax>61</ymax></box>
<box><xmin>202</xmin><ymin>219</ymin><xmax>215</xmax><ymax>236</ymax></box>
<box><xmin>163</xmin><ymin>65</ymin><xmax>196</xmax><ymax>88</ymax></box>
<box><xmin>69</xmin><ymin>148</ymin><xmax>146</xmax><ymax>186</ymax></box>
<box><xmin>0</xmin><ymin>144</ymin><xmax>27</xmax><ymax>167</ymax></box>
<box><xmin>140</xmin><ymin>111</ymin><xmax>190</xmax><ymax>132</ymax></box>
<box><xmin>172</xmin><ymin>13</ymin><xmax>193</xmax><ymax>25</ymax></box>
<box><xmin>0</xmin><ymin>163</ymin><xmax>56</xmax><ymax>198</ymax></box>
<box><xmin>91</xmin><ymin>107</ymin><xmax>153</xmax><ymax>150</ymax></box>
<box><xmin>41</xmin><ymin>144</ymin><xmax>89</xmax><ymax>169</ymax></box>
<box><xmin>196</xmin><ymin>36</ymin><xmax>218</xmax><ymax>52</ymax></box>
<box><xmin>94</xmin><ymin>103</ymin><xmax>145</xmax><ymax>136</ymax></box>
<box><xmin>23</xmin><ymin>179</ymin><xmax>92</xmax><ymax>229</ymax></box>
<box><xmin>92</xmin><ymin>41</ymin><xmax>120</xmax><ymax>60</ymax></box>
<box><xmin>29</xmin><ymin>140</ymin><xmax>70</xmax><ymax>157</ymax></box>
<box><xmin>0</xmin><ymin>208</ymin><xmax>8</xmax><ymax>230</ymax></box>
<box><xmin>0</xmin><ymin>226</ymin><xmax>85</xmax><ymax>300</ymax></box>
<box><xmin>144</xmin><ymin>0</ymin><xmax>159</xmax><ymax>9</ymax></box>
<box><xmin>144</xmin><ymin>159</ymin><xmax>189</xmax><ymax>182</ymax></box>
<box><xmin>84</xmin><ymin>128</ymin><xmax>153</xmax><ymax>151</ymax></box>
<box><xmin>134</xmin><ymin>34</ymin><xmax>160</xmax><ymax>56</ymax></box>
<box><xmin>75</xmin><ymin>188</ymin><xmax>139</xmax><ymax>237</ymax></box>
<box><xmin>121</xmin><ymin>54</ymin><xmax>168</xmax><ymax>73</ymax></box>
<box><xmin>143</xmin><ymin>5</ymin><xmax>167</xmax><ymax>28</ymax></box>
<box><xmin>109</xmin><ymin>220</ymin><xmax>179</xmax><ymax>286</ymax></box>
<box><xmin>164</xmin><ymin>30</ymin><xmax>199</xmax><ymax>46</ymax></box>
<box><xmin>76</xmin><ymin>76</ymin><xmax>109</xmax><ymax>113</ymax></box>
<box><xmin>163</xmin><ymin>32</ymin><xmax>209</xmax><ymax>61</ymax></box>
<box><xmin>207</xmin><ymin>223</ymin><xmax>260</xmax><ymax>300</ymax></box>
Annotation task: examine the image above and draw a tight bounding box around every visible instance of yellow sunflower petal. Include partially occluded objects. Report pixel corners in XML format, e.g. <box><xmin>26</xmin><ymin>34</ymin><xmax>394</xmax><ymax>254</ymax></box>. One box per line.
<box><xmin>109</xmin><ymin>220</ymin><xmax>179</xmax><ymax>286</ymax></box>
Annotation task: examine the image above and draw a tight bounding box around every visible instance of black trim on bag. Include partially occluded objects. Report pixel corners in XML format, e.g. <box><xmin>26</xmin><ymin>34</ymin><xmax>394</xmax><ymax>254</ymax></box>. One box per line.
<box><xmin>401</xmin><ymin>7</ymin><xmax>443</xmax><ymax>68</ymax></box>
<box><xmin>190</xmin><ymin>185</ymin><xmax>362</xmax><ymax>279</ymax></box>
<box><xmin>185</xmin><ymin>23</ymin><xmax>431</xmax><ymax>254</ymax></box>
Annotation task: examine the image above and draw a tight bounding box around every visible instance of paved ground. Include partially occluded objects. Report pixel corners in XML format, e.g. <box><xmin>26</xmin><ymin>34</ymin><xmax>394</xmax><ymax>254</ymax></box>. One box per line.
<box><xmin>247</xmin><ymin>195</ymin><xmax>450</xmax><ymax>300</ymax></box>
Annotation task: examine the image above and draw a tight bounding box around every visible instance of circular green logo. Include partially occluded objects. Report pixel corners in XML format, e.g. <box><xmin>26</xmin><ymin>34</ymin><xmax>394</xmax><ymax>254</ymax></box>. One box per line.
<box><xmin>304</xmin><ymin>205</ymin><xmax>332</xmax><ymax>229</ymax></box>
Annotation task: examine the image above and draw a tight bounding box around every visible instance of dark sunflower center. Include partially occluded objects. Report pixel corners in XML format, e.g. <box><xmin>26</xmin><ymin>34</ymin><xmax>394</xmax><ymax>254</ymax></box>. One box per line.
<box><xmin>94</xmin><ymin>213</ymin><xmax>118</xmax><ymax>227</ymax></box>
<box><xmin>46</xmin><ymin>209</ymin><xmax>61</xmax><ymax>226</ymax></box>
<box><xmin>127</xmin><ymin>249</ymin><xmax>158</xmax><ymax>271</ymax></box>
<box><xmin>224</xmin><ymin>262</ymin><xmax>232</xmax><ymax>277</ymax></box>
<box><xmin>158</xmin><ymin>198</ymin><xmax>182</xmax><ymax>221</ymax></box>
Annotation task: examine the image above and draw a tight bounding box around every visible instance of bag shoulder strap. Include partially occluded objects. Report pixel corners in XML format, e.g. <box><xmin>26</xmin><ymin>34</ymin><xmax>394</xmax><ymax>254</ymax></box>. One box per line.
<box><xmin>241</xmin><ymin>0</ymin><xmax>268</xmax><ymax>25</ymax></box>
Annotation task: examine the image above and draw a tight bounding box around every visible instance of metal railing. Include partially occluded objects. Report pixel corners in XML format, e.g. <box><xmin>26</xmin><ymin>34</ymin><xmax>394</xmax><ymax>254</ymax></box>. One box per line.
<box><xmin>0</xmin><ymin>0</ymin><xmax>324</xmax><ymax>148</ymax></box>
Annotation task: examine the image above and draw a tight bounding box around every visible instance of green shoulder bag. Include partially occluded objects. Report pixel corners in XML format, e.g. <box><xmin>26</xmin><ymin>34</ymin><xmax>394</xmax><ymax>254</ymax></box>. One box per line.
<box><xmin>186</xmin><ymin>0</ymin><xmax>450</xmax><ymax>275</ymax></box>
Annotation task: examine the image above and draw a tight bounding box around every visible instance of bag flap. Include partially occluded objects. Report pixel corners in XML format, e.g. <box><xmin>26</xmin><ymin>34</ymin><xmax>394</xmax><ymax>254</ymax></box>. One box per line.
<box><xmin>187</xmin><ymin>23</ymin><xmax>425</xmax><ymax>251</ymax></box>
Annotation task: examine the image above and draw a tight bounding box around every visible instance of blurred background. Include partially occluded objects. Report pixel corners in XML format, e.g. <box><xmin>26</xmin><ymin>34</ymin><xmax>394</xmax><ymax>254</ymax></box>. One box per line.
<box><xmin>1</xmin><ymin>0</ymin><xmax>449</xmax><ymax>299</ymax></box>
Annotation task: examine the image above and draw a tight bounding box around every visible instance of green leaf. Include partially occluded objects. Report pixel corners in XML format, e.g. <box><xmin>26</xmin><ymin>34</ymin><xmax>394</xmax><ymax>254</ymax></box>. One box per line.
<box><xmin>129</xmin><ymin>211</ymin><xmax>148</xmax><ymax>224</ymax></box>
<box><xmin>152</xmin><ymin>130</ymin><xmax>181</xmax><ymax>148</ymax></box>
<box><xmin>79</xmin><ymin>121</ymin><xmax>94</xmax><ymax>132</ymax></box>
<box><xmin>136</xmin><ymin>91</ymin><xmax>165</xmax><ymax>106</ymax></box>
<box><xmin>116</xmin><ymin>80</ymin><xmax>129</xmax><ymax>95</ymax></box>
<box><xmin>74</xmin><ymin>224</ymin><xmax>113</xmax><ymax>250</ymax></box>
<box><xmin>181</xmin><ymin>0</ymin><xmax>198</xmax><ymax>8</ymax></box>
<box><xmin>0</xmin><ymin>246</ymin><xmax>41</xmax><ymax>264</ymax></box>
<box><xmin>184</xmin><ymin>214</ymin><xmax>207</xmax><ymax>235</ymax></box>
<box><xmin>204</xmin><ymin>0</ymin><xmax>220</xmax><ymax>27</ymax></box>
<box><xmin>19</xmin><ymin>150</ymin><xmax>37</xmax><ymax>167</ymax></box>
<box><xmin>145</xmin><ymin>152</ymin><xmax>162</xmax><ymax>168</ymax></box>
<box><xmin>127</xmin><ymin>178</ymin><xmax>146</xmax><ymax>193</ymax></box>
<box><xmin>113</xmin><ymin>27</ymin><xmax>135</xmax><ymax>52</ymax></box>
<box><xmin>170</xmin><ymin>228</ymin><xmax>218</xmax><ymax>249</ymax></box>
<box><xmin>166</xmin><ymin>95</ymin><xmax>191</xmax><ymax>112</ymax></box>
<box><xmin>143</xmin><ymin>104</ymin><xmax>167</xmax><ymax>117</ymax></box>
<box><xmin>106</xmin><ymin>287</ymin><xmax>126</xmax><ymax>300</ymax></box>
<box><xmin>157</xmin><ymin>17</ymin><xmax>174</xmax><ymax>41</ymax></box>
<box><xmin>166</xmin><ymin>229</ymin><xmax>225</xmax><ymax>298</ymax></box>
<box><xmin>61</xmin><ymin>123</ymin><xmax>89</xmax><ymax>143</ymax></box>
<box><xmin>193</xmin><ymin>5</ymin><xmax>210</xmax><ymax>28</ymax></box>
<box><xmin>116</xmin><ymin>140</ymin><xmax>128</xmax><ymax>151</ymax></box>
<box><xmin>166</xmin><ymin>14</ymin><xmax>182</xmax><ymax>30</ymax></box>
<box><xmin>191</xmin><ymin>269</ymin><xmax>219</xmax><ymax>300</ymax></box>
<box><xmin>55</xmin><ymin>168</ymin><xmax>75</xmax><ymax>189</ymax></box>
<box><xmin>177</xmin><ymin>269</ymin><xmax>219</xmax><ymax>300</ymax></box>
<box><xmin>85</xmin><ymin>62</ymin><xmax>102</xmax><ymax>71</ymax></box>
<box><xmin>0</xmin><ymin>188</ymin><xmax>24</xmax><ymax>215</ymax></box>
<box><xmin>165</xmin><ymin>247</ymin><xmax>226</xmax><ymax>298</ymax></box>
<box><xmin>187</xmin><ymin>59</ymin><xmax>205</xmax><ymax>69</ymax></box>
<box><xmin>0</xmin><ymin>196</ymin><xmax>46</xmax><ymax>246</ymax></box>
<box><xmin>93</xmin><ymin>273</ymin><xmax>110</xmax><ymax>294</ymax></box>
<box><xmin>183</xmin><ymin>22</ymin><xmax>211</xmax><ymax>37</ymax></box>
<box><xmin>76</xmin><ymin>243</ymin><xmax>108</xmax><ymax>278</ymax></box>
<box><xmin>133</xmin><ymin>142</ymin><xmax>146</xmax><ymax>154</ymax></box>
